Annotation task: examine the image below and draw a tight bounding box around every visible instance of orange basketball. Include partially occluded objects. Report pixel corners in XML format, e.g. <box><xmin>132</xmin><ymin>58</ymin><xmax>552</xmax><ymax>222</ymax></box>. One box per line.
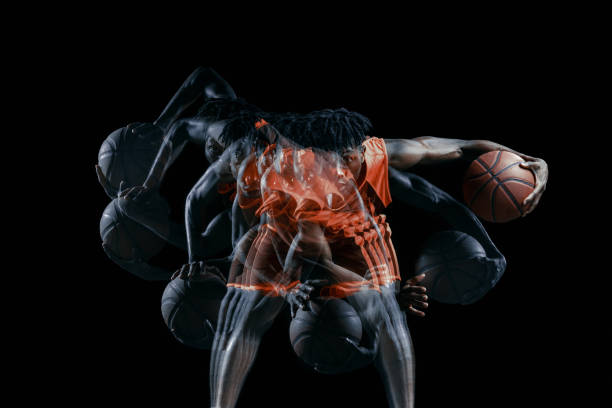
<box><xmin>463</xmin><ymin>151</ymin><xmax>535</xmax><ymax>223</ymax></box>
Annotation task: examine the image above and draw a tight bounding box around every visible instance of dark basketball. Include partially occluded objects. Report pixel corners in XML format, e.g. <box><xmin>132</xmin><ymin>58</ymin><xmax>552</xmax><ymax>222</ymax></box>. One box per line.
<box><xmin>99</xmin><ymin>198</ymin><xmax>166</xmax><ymax>261</ymax></box>
<box><xmin>463</xmin><ymin>150</ymin><xmax>535</xmax><ymax>223</ymax></box>
<box><xmin>415</xmin><ymin>230</ymin><xmax>489</xmax><ymax>305</ymax></box>
<box><xmin>161</xmin><ymin>277</ymin><xmax>227</xmax><ymax>350</ymax></box>
<box><xmin>289</xmin><ymin>297</ymin><xmax>363</xmax><ymax>374</ymax></box>
<box><xmin>97</xmin><ymin>122</ymin><xmax>163</xmax><ymax>197</ymax></box>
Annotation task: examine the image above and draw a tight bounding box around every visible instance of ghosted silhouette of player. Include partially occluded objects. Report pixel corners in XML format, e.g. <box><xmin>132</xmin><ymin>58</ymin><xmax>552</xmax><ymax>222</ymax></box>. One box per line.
<box><xmin>96</xmin><ymin>67</ymin><xmax>243</xmax><ymax>278</ymax></box>
<box><xmin>103</xmin><ymin>68</ymin><xmax>275</xmax><ymax>279</ymax></box>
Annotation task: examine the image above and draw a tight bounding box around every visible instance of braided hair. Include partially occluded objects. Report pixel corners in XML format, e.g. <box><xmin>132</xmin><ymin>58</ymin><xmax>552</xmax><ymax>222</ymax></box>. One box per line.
<box><xmin>197</xmin><ymin>98</ymin><xmax>272</xmax><ymax>147</ymax></box>
<box><xmin>271</xmin><ymin>108</ymin><xmax>372</xmax><ymax>152</ymax></box>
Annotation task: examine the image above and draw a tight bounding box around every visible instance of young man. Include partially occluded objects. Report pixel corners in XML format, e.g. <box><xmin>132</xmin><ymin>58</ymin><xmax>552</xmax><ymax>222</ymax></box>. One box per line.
<box><xmin>208</xmin><ymin>108</ymin><xmax>548</xmax><ymax>408</ymax></box>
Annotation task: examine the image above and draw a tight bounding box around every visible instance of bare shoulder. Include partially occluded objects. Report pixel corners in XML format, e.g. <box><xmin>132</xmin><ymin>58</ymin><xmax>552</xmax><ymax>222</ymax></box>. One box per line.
<box><xmin>383</xmin><ymin>138</ymin><xmax>425</xmax><ymax>156</ymax></box>
<box><xmin>211</xmin><ymin>150</ymin><xmax>234</xmax><ymax>182</ymax></box>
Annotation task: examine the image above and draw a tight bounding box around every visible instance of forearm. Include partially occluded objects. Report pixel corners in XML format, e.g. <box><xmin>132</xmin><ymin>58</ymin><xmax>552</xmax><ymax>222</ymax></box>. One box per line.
<box><xmin>386</xmin><ymin>136</ymin><xmax>542</xmax><ymax>170</ymax></box>
<box><xmin>197</xmin><ymin>209</ymin><xmax>233</xmax><ymax>259</ymax></box>
<box><xmin>388</xmin><ymin>168</ymin><xmax>504</xmax><ymax>259</ymax></box>
<box><xmin>388</xmin><ymin>169</ymin><xmax>507</xmax><ymax>303</ymax></box>
<box><xmin>143</xmin><ymin>122</ymin><xmax>189</xmax><ymax>188</ymax></box>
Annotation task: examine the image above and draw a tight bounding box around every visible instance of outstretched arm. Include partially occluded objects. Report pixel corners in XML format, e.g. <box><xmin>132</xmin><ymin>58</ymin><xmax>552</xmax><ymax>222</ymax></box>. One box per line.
<box><xmin>154</xmin><ymin>67</ymin><xmax>237</xmax><ymax>132</ymax></box>
<box><xmin>133</xmin><ymin>68</ymin><xmax>235</xmax><ymax>191</ymax></box>
<box><xmin>385</xmin><ymin>137</ymin><xmax>548</xmax><ymax>215</ymax></box>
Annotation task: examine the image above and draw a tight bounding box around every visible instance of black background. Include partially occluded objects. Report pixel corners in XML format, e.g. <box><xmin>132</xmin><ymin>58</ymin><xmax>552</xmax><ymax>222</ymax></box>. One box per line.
<box><xmin>58</xmin><ymin>40</ymin><xmax>599</xmax><ymax>407</ymax></box>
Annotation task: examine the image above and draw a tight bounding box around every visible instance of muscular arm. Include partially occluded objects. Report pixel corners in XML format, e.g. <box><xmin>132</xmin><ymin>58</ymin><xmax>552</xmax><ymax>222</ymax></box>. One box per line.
<box><xmin>388</xmin><ymin>169</ymin><xmax>507</xmax><ymax>304</ymax></box>
<box><xmin>143</xmin><ymin>118</ymin><xmax>221</xmax><ymax>189</ymax></box>
<box><xmin>143</xmin><ymin>67</ymin><xmax>235</xmax><ymax>189</ymax></box>
<box><xmin>154</xmin><ymin>67</ymin><xmax>237</xmax><ymax>132</ymax></box>
<box><xmin>385</xmin><ymin>137</ymin><xmax>548</xmax><ymax>213</ymax></box>
<box><xmin>385</xmin><ymin>137</ymin><xmax>533</xmax><ymax>169</ymax></box>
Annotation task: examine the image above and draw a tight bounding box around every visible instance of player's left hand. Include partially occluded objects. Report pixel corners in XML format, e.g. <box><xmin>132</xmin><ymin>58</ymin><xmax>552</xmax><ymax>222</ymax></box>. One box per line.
<box><xmin>116</xmin><ymin>181</ymin><xmax>169</xmax><ymax>227</ymax></box>
<box><xmin>398</xmin><ymin>274</ymin><xmax>428</xmax><ymax>317</ymax></box>
<box><xmin>519</xmin><ymin>156</ymin><xmax>548</xmax><ymax>216</ymax></box>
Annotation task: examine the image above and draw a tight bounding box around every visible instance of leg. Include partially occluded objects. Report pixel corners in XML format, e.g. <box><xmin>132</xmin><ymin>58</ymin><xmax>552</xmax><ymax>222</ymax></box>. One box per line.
<box><xmin>211</xmin><ymin>228</ymin><xmax>288</xmax><ymax>407</ymax></box>
<box><xmin>373</xmin><ymin>284</ymin><xmax>416</xmax><ymax>408</ymax></box>
<box><xmin>210</xmin><ymin>289</ymin><xmax>284</xmax><ymax>408</ymax></box>
<box><xmin>343</xmin><ymin>283</ymin><xmax>414</xmax><ymax>408</ymax></box>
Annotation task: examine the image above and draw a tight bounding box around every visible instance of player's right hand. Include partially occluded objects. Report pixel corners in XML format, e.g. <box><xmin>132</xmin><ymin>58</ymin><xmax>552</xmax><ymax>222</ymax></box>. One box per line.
<box><xmin>398</xmin><ymin>274</ymin><xmax>429</xmax><ymax>317</ymax></box>
<box><xmin>171</xmin><ymin>261</ymin><xmax>226</xmax><ymax>284</ymax></box>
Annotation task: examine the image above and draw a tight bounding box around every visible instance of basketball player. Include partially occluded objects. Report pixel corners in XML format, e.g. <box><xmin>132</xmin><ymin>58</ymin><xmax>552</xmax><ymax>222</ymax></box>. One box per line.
<box><xmin>208</xmin><ymin>109</ymin><xmax>549</xmax><ymax>408</ymax></box>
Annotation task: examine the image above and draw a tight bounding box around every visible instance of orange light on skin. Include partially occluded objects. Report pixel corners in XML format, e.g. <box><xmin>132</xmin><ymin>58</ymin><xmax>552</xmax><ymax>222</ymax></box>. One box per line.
<box><xmin>254</xmin><ymin>119</ymin><xmax>269</xmax><ymax>129</ymax></box>
<box><xmin>227</xmin><ymin>280</ymin><xmax>300</xmax><ymax>297</ymax></box>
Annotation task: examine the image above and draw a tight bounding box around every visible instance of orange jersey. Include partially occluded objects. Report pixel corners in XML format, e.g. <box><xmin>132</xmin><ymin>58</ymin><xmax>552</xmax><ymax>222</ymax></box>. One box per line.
<box><xmin>232</xmin><ymin>137</ymin><xmax>400</xmax><ymax>297</ymax></box>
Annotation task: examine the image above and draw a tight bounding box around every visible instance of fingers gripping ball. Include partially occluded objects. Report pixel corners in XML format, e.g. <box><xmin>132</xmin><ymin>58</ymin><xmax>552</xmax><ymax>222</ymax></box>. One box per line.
<box><xmin>463</xmin><ymin>150</ymin><xmax>535</xmax><ymax>223</ymax></box>
<box><xmin>161</xmin><ymin>277</ymin><xmax>227</xmax><ymax>350</ymax></box>
<box><xmin>289</xmin><ymin>297</ymin><xmax>364</xmax><ymax>374</ymax></box>
<box><xmin>100</xmin><ymin>198</ymin><xmax>166</xmax><ymax>262</ymax></box>
<box><xmin>97</xmin><ymin>123</ymin><xmax>163</xmax><ymax>197</ymax></box>
<box><xmin>415</xmin><ymin>230</ymin><xmax>490</xmax><ymax>305</ymax></box>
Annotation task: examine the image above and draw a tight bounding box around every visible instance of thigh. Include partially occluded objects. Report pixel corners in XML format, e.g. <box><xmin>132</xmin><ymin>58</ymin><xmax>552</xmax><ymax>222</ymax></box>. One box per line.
<box><xmin>228</xmin><ymin>228</ymin><xmax>288</xmax><ymax>294</ymax></box>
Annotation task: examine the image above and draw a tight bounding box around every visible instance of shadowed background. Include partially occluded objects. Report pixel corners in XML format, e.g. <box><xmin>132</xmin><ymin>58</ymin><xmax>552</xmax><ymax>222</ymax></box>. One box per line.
<box><xmin>68</xmin><ymin>49</ymin><xmax>588</xmax><ymax>407</ymax></box>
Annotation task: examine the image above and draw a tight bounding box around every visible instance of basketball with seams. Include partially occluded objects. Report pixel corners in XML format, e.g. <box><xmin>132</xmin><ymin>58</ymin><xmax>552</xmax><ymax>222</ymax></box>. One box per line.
<box><xmin>161</xmin><ymin>276</ymin><xmax>227</xmax><ymax>350</ymax></box>
<box><xmin>97</xmin><ymin>122</ymin><xmax>163</xmax><ymax>197</ymax></box>
<box><xmin>463</xmin><ymin>150</ymin><xmax>535</xmax><ymax>223</ymax></box>
<box><xmin>415</xmin><ymin>230</ymin><xmax>489</xmax><ymax>305</ymax></box>
<box><xmin>289</xmin><ymin>297</ymin><xmax>364</xmax><ymax>374</ymax></box>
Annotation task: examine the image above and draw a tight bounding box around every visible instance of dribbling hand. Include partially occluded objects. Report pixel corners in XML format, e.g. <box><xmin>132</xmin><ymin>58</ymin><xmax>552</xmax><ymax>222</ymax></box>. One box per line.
<box><xmin>398</xmin><ymin>274</ymin><xmax>428</xmax><ymax>317</ymax></box>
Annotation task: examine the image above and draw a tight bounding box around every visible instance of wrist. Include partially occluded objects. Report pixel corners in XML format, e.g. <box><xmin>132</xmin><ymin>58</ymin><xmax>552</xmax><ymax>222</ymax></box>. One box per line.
<box><xmin>143</xmin><ymin>177</ymin><xmax>159</xmax><ymax>190</ymax></box>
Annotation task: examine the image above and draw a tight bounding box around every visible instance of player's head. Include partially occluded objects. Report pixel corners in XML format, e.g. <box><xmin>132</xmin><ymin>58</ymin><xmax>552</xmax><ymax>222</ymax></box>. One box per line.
<box><xmin>198</xmin><ymin>98</ymin><xmax>270</xmax><ymax>161</ymax></box>
<box><xmin>203</xmin><ymin>121</ymin><xmax>227</xmax><ymax>163</ymax></box>
<box><xmin>228</xmin><ymin>137</ymin><xmax>252</xmax><ymax>179</ymax></box>
<box><xmin>341</xmin><ymin>143</ymin><xmax>367</xmax><ymax>179</ymax></box>
<box><xmin>274</xmin><ymin>108</ymin><xmax>372</xmax><ymax>178</ymax></box>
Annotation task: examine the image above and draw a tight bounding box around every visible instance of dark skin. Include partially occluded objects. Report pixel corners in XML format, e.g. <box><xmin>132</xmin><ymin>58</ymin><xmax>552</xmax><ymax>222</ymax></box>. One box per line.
<box><xmin>383</xmin><ymin>137</ymin><xmax>548</xmax><ymax>215</ymax></box>
<box><xmin>207</xmin><ymin>136</ymin><xmax>427</xmax><ymax>408</ymax></box>
<box><xmin>176</xmin><ymin>133</ymin><xmax>548</xmax><ymax>316</ymax></box>
<box><xmin>95</xmin><ymin>68</ymin><xmax>238</xmax><ymax>279</ymax></box>
<box><xmin>345</xmin><ymin>137</ymin><xmax>548</xmax><ymax>216</ymax></box>
<box><xmin>111</xmin><ymin>68</ymin><xmax>239</xmax><ymax>265</ymax></box>
<box><xmin>167</xmin><ymin>141</ymin><xmax>430</xmax><ymax>314</ymax></box>
<box><xmin>337</xmin><ymin>135</ymin><xmax>548</xmax><ymax>310</ymax></box>
<box><xmin>177</xmin><ymin>131</ymin><xmax>547</xmax><ymax>407</ymax></box>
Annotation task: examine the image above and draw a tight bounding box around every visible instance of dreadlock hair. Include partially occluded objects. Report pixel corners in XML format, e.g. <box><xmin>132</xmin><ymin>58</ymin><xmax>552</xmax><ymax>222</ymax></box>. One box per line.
<box><xmin>197</xmin><ymin>97</ymin><xmax>271</xmax><ymax>147</ymax></box>
<box><xmin>271</xmin><ymin>108</ymin><xmax>372</xmax><ymax>153</ymax></box>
